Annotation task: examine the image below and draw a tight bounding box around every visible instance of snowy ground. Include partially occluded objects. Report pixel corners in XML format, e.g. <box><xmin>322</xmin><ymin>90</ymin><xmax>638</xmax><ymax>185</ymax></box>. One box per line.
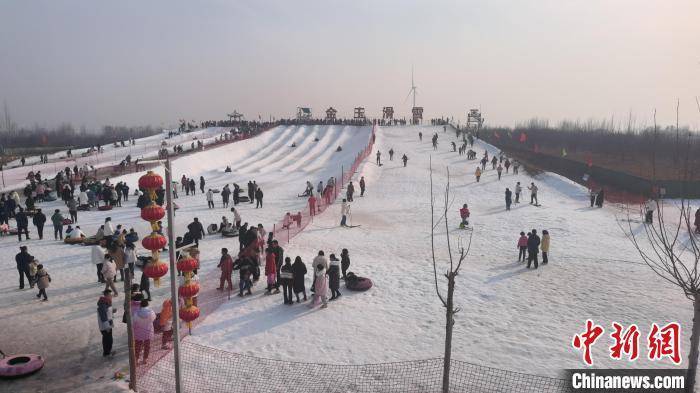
<box><xmin>0</xmin><ymin>124</ymin><xmax>371</xmax><ymax>393</ymax></box>
<box><xmin>0</xmin><ymin>127</ymin><xmax>229</xmax><ymax>192</ymax></box>
<box><xmin>151</xmin><ymin>125</ymin><xmax>690</xmax><ymax>381</ymax></box>
<box><xmin>0</xmin><ymin>124</ymin><xmax>690</xmax><ymax>393</ymax></box>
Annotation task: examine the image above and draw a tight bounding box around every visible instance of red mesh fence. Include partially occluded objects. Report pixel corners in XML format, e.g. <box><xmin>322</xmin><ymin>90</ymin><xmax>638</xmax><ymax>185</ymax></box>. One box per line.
<box><xmin>134</xmin><ymin>125</ymin><xmax>377</xmax><ymax>388</ymax></box>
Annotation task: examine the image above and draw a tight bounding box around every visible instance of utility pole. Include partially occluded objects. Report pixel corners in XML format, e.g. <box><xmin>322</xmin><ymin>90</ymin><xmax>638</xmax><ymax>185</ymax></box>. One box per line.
<box><xmin>164</xmin><ymin>158</ymin><xmax>183</xmax><ymax>393</ymax></box>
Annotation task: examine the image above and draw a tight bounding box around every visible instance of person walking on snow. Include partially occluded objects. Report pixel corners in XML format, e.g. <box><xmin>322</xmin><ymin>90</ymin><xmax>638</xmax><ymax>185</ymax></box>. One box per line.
<box><xmin>514</xmin><ymin>182</ymin><xmax>522</xmax><ymax>204</ymax></box>
<box><xmin>206</xmin><ymin>189</ymin><xmax>214</xmax><ymax>209</ymax></box>
<box><xmin>265</xmin><ymin>248</ymin><xmax>279</xmax><ymax>294</ymax></box>
<box><xmin>101</xmin><ymin>255</ymin><xmax>119</xmax><ymax>296</ymax></box>
<box><xmin>217</xmin><ymin>248</ymin><xmax>234</xmax><ymax>291</ymax></box>
<box><xmin>504</xmin><ymin>159</ymin><xmax>511</xmax><ymax>173</ymax></box>
<box><xmin>221</xmin><ymin>185</ymin><xmax>231</xmax><ymax>208</ymax></box>
<box><xmin>308</xmin><ymin>194</ymin><xmax>317</xmax><ymax>216</ymax></box>
<box><xmin>33</xmin><ymin>208</ymin><xmax>46</xmax><ymax>240</ymax></box>
<box><xmin>497</xmin><ymin>164</ymin><xmax>503</xmax><ymax>180</ymax></box>
<box><xmin>526</xmin><ymin>229</ymin><xmax>541</xmax><ymax>269</ymax></box>
<box><xmin>376</xmin><ymin>151</ymin><xmax>382</xmax><ymax>166</ymax></box>
<box><xmin>505</xmin><ymin>188</ymin><xmax>512</xmax><ymax>211</ymax></box>
<box><xmin>328</xmin><ymin>254</ymin><xmax>341</xmax><ymax>300</ymax></box>
<box><xmin>475</xmin><ymin>167</ymin><xmax>482</xmax><ymax>182</ymax></box>
<box><xmin>35</xmin><ymin>264</ymin><xmax>51</xmax><ymax>301</ymax></box>
<box><xmin>459</xmin><ymin>204</ymin><xmax>470</xmax><ymax>228</ymax></box>
<box><xmin>199</xmin><ymin>176</ymin><xmax>205</xmax><ymax>194</ymax></box>
<box><xmin>491</xmin><ymin>156</ymin><xmax>498</xmax><ymax>169</ymax></box>
<box><xmin>346</xmin><ymin>182</ymin><xmax>354</xmax><ymax>202</ymax></box>
<box><xmin>340</xmin><ymin>199</ymin><xmax>351</xmax><ymax>227</ymax></box>
<box><xmin>255</xmin><ymin>187</ymin><xmax>263</xmax><ymax>208</ymax></box>
<box><xmin>589</xmin><ymin>188</ymin><xmax>597</xmax><ymax>207</ymax></box>
<box><xmin>97</xmin><ymin>289</ymin><xmax>116</xmax><ymax>357</ymax></box>
<box><xmin>133</xmin><ymin>299</ymin><xmax>156</xmax><ymax>364</ymax></box>
<box><xmin>317</xmin><ymin>181</ymin><xmax>324</xmax><ymax>195</ymax></box>
<box><xmin>389</xmin><ymin>148</ymin><xmax>394</xmax><ymax>161</ymax></box>
<box><xmin>402</xmin><ymin>154</ymin><xmax>408</xmax><ymax>167</ymax></box>
<box><xmin>419</xmin><ymin>131</ymin><xmax>423</xmax><ymax>141</ymax></box>
<box><xmin>517</xmin><ymin>232</ymin><xmax>528</xmax><ymax>262</ymax></box>
<box><xmin>291</xmin><ymin>256</ymin><xmax>307</xmax><ymax>302</ymax></box>
<box><xmin>279</xmin><ymin>257</ymin><xmax>294</xmax><ymax>304</ymax></box>
<box><xmin>528</xmin><ymin>182</ymin><xmax>538</xmax><ymax>205</ymax></box>
<box><xmin>309</xmin><ymin>263</ymin><xmax>329</xmax><ymax>309</ymax></box>
<box><xmin>541</xmin><ymin>230</ymin><xmax>550</xmax><ymax>264</ymax></box>
<box><xmin>359</xmin><ymin>177</ymin><xmax>366</xmax><ymax>197</ymax></box>
<box><xmin>15</xmin><ymin>245</ymin><xmax>33</xmax><ymax>289</ymax></box>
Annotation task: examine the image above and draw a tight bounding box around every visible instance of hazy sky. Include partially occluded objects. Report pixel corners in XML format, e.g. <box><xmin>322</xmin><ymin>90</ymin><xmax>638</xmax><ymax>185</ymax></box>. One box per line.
<box><xmin>0</xmin><ymin>0</ymin><xmax>698</xmax><ymax>129</ymax></box>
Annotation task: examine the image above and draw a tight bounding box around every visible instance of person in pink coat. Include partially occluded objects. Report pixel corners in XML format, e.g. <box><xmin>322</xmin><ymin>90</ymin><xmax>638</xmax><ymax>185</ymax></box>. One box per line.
<box><xmin>265</xmin><ymin>248</ymin><xmax>279</xmax><ymax>294</ymax></box>
<box><xmin>308</xmin><ymin>194</ymin><xmax>317</xmax><ymax>216</ymax></box>
<box><xmin>133</xmin><ymin>299</ymin><xmax>156</xmax><ymax>364</ymax></box>
<box><xmin>517</xmin><ymin>231</ymin><xmax>528</xmax><ymax>262</ymax></box>
<box><xmin>217</xmin><ymin>248</ymin><xmax>234</xmax><ymax>291</ymax></box>
<box><xmin>309</xmin><ymin>263</ymin><xmax>328</xmax><ymax>309</ymax></box>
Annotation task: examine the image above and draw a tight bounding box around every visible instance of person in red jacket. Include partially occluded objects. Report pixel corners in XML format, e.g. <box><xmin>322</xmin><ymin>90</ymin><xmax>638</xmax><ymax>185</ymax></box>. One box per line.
<box><xmin>265</xmin><ymin>248</ymin><xmax>279</xmax><ymax>294</ymax></box>
<box><xmin>217</xmin><ymin>248</ymin><xmax>234</xmax><ymax>291</ymax></box>
<box><xmin>459</xmin><ymin>204</ymin><xmax>470</xmax><ymax>228</ymax></box>
<box><xmin>323</xmin><ymin>185</ymin><xmax>332</xmax><ymax>205</ymax></box>
<box><xmin>308</xmin><ymin>194</ymin><xmax>317</xmax><ymax>216</ymax></box>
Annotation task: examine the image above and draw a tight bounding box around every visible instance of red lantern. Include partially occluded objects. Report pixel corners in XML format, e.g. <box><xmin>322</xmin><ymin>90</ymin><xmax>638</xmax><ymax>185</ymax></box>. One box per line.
<box><xmin>176</xmin><ymin>256</ymin><xmax>199</xmax><ymax>272</ymax></box>
<box><xmin>144</xmin><ymin>260</ymin><xmax>169</xmax><ymax>287</ymax></box>
<box><xmin>138</xmin><ymin>171</ymin><xmax>163</xmax><ymax>190</ymax></box>
<box><xmin>142</xmin><ymin>233</ymin><xmax>167</xmax><ymax>251</ymax></box>
<box><xmin>141</xmin><ymin>203</ymin><xmax>165</xmax><ymax>222</ymax></box>
<box><xmin>178</xmin><ymin>282</ymin><xmax>200</xmax><ymax>298</ymax></box>
<box><xmin>179</xmin><ymin>305</ymin><xmax>200</xmax><ymax>323</ymax></box>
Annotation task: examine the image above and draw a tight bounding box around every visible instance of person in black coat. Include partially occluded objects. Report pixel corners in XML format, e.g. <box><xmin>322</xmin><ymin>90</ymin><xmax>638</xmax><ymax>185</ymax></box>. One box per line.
<box><xmin>187</xmin><ymin>218</ymin><xmax>205</xmax><ymax>246</ymax></box>
<box><xmin>595</xmin><ymin>188</ymin><xmax>605</xmax><ymax>208</ymax></box>
<box><xmin>328</xmin><ymin>254</ymin><xmax>341</xmax><ymax>300</ymax></box>
<box><xmin>505</xmin><ymin>188</ymin><xmax>513</xmax><ymax>211</ymax></box>
<box><xmin>279</xmin><ymin>257</ymin><xmax>294</xmax><ymax>305</ymax></box>
<box><xmin>247</xmin><ymin>181</ymin><xmax>254</xmax><ymax>203</ymax></box>
<box><xmin>340</xmin><ymin>248</ymin><xmax>351</xmax><ymax>280</ymax></box>
<box><xmin>233</xmin><ymin>256</ymin><xmax>255</xmax><ymax>296</ymax></box>
<box><xmin>199</xmin><ymin>176</ymin><xmax>205</xmax><ymax>194</ymax></box>
<box><xmin>189</xmin><ymin>179</ymin><xmax>196</xmax><ymax>195</ymax></box>
<box><xmin>32</xmin><ymin>208</ymin><xmax>46</xmax><ymax>240</ymax></box>
<box><xmin>291</xmin><ymin>256</ymin><xmax>307</xmax><ymax>302</ymax></box>
<box><xmin>269</xmin><ymin>240</ymin><xmax>284</xmax><ymax>288</ymax></box>
<box><xmin>15</xmin><ymin>245</ymin><xmax>33</xmax><ymax>289</ymax></box>
<box><xmin>136</xmin><ymin>192</ymin><xmax>151</xmax><ymax>209</ymax></box>
<box><xmin>255</xmin><ymin>188</ymin><xmax>263</xmax><ymax>208</ymax></box>
<box><xmin>233</xmin><ymin>184</ymin><xmax>240</xmax><ymax>205</ymax></box>
<box><xmin>238</xmin><ymin>223</ymin><xmax>248</xmax><ymax>252</ymax></box>
<box><xmin>527</xmin><ymin>229</ymin><xmax>541</xmax><ymax>269</ymax></box>
<box><xmin>15</xmin><ymin>207</ymin><xmax>30</xmax><ymax>241</ymax></box>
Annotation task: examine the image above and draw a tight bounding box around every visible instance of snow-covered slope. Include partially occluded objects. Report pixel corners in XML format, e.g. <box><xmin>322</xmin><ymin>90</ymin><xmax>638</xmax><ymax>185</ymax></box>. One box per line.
<box><xmin>0</xmin><ymin>124</ymin><xmax>371</xmax><ymax>393</ymax></box>
<box><xmin>171</xmin><ymin>125</ymin><xmax>689</xmax><ymax>377</ymax></box>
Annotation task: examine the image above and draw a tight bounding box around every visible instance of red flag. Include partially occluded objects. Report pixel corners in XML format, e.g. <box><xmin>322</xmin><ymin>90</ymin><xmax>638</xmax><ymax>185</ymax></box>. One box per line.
<box><xmin>519</xmin><ymin>132</ymin><xmax>527</xmax><ymax>143</ymax></box>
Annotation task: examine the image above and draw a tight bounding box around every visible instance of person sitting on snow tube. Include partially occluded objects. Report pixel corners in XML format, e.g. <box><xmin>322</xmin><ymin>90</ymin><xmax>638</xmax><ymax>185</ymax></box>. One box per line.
<box><xmin>64</xmin><ymin>226</ymin><xmax>86</xmax><ymax>244</ymax></box>
<box><xmin>345</xmin><ymin>272</ymin><xmax>372</xmax><ymax>292</ymax></box>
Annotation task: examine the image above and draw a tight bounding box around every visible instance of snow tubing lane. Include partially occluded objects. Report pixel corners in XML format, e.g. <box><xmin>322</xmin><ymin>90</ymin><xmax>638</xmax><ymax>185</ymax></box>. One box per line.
<box><xmin>0</xmin><ymin>354</ymin><xmax>44</xmax><ymax>378</ymax></box>
<box><xmin>346</xmin><ymin>277</ymin><xmax>373</xmax><ymax>292</ymax></box>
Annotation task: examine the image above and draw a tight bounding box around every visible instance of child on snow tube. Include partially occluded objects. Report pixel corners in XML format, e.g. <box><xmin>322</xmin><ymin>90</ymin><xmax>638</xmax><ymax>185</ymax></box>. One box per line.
<box><xmin>345</xmin><ymin>272</ymin><xmax>372</xmax><ymax>292</ymax></box>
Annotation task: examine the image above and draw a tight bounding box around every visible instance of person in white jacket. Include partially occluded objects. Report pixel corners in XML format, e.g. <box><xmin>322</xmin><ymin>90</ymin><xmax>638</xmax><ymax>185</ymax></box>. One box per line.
<box><xmin>125</xmin><ymin>243</ymin><xmax>137</xmax><ymax>276</ymax></box>
<box><xmin>101</xmin><ymin>255</ymin><xmax>119</xmax><ymax>296</ymax></box>
<box><xmin>206</xmin><ymin>189</ymin><xmax>214</xmax><ymax>209</ymax></box>
<box><xmin>92</xmin><ymin>244</ymin><xmax>106</xmax><ymax>283</ymax></box>
<box><xmin>231</xmin><ymin>208</ymin><xmax>241</xmax><ymax>228</ymax></box>
<box><xmin>340</xmin><ymin>199</ymin><xmax>351</xmax><ymax>227</ymax></box>
<box><xmin>103</xmin><ymin>217</ymin><xmax>115</xmax><ymax>237</ymax></box>
<box><xmin>69</xmin><ymin>225</ymin><xmax>86</xmax><ymax>240</ymax></box>
<box><xmin>78</xmin><ymin>190</ymin><xmax>89</xmax><ymax>207</ymax></box>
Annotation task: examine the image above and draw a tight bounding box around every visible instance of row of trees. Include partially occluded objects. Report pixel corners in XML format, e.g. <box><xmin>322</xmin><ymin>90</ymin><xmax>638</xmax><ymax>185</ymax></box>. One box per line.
<box><xmin>0</xmin><ymin>123</ymin><xmax>161</xmax><ymax>151</ymax></box>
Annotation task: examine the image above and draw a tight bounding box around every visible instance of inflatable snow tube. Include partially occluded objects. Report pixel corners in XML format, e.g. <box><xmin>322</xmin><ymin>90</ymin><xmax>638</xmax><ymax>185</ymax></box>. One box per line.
<box><xmin>64</xmin><ymin>237</ymin><xmax>85</xmax><ymax>245</ymax></box>
<box><xmin>0</xmin><ymin>354</ymin><xmax>44</xmax><ymax>378</ymax></box>
<box><xmin>82</xmin><ymin>237</ymin><xmax>100</xmax><ymax>246</ymax></box>
<box><xmin>206</xmin><ymin>224</ymin><xmax>218</xmax><ymax>235</ymax></box>
<box><xmin>238</xmin><ymin>195</ymin><xmax>250</xmax><ymax>203</ymax></box>
<box><xmin>345</xmin><ymin>273</ymin><xmax>372</xmax><ymax>292</ymax></box>
<box><xmin>62</xmin><ymin>218</ymin><xmax>73</xmax><ymax>225</ymax></box>
<box><xmin>221</xmin><ymin>229</ymin><xmax>239</xmax><ymax>238</ymax></box>
<box><xmin>77</xmin><ymin>205</ymin><xmax>91</xmax><ymax>211</ymax></box>
<box><xmin>98</xmin><ymin>205</ymin><xmax>113</xmax><ymax>211</ymax></box>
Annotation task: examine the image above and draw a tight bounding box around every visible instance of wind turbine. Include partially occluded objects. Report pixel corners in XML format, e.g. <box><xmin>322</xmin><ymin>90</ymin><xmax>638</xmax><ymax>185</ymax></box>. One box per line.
<box><xmin>404</xmin><ymin>66</ymin><xmax>417</xmax><ymax>108</ymax></box>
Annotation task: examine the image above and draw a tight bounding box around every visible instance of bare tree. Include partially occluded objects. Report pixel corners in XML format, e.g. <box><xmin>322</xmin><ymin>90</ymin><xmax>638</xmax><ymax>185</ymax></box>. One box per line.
<box><xmin>429</xmin><ymin>158</ymin><xmax>472</xmax><ymax>393</ymax></box>
<box><xmin>622</xmin><ymin>106</ymin><xmax>699</xmax><ymax>392</ymax></box>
